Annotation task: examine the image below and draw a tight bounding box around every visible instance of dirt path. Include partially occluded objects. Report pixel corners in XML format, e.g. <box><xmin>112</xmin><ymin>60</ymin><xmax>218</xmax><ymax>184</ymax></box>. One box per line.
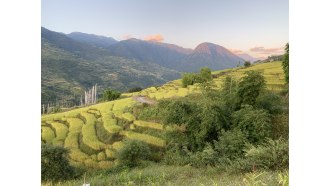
<box><xmin>133</xmin><ymin>96</ymin><xmax>157</xmax><ymax>105</ymax></box>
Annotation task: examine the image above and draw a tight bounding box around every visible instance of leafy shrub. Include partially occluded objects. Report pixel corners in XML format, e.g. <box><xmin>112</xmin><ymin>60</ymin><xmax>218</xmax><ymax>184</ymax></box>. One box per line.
<box><xmin>41</xmin><ymin>144</ymin><xmax>77</xmax><ymax>182</ymax></box>
<box><xmin>232</xmin><ymin>105</ymin><xmax>271</xmax><ymax>144</ymax></box>
<box><xmin>282</xmin><ymin>43</ymin><xmax>289</xmax><ymax>84</ymax></box>
<box><xmin>181</xmin><ymin>67</ymin><xmax>213</xmax><ymax>88</ymax></box>
<box><xmin>213</xmin><ymin>129</ymin><xmax>248</xmax><ymax>160</ymax></box>
<box><xmin>256</xmin><ymin>92</ymin><xmax>283</xmax><ymax>115</ymax></box>
<box><xmin>102</xmin><ymin>88</ymin><xmax>121</xmax><ymax>101</ymax></box>
<box><xmin>116</xmin><ymin>139</ymin><xmax>151</xmax><ymax>167</ymax></box>
<box><xmin>220</xmin><ymin>76</ymin><xmax>240</xmax><ymax>111</ymax></box>
<box><xmin>237</xmin><ymin>71</ymin><xmax>266</xmax><ymax>106</ymax></box>
<box><xmin>244</xmin><ymin>61</ymin><xmax>251</xmax><ymax>67</ymax></box>
<box><xmin>159</xmin><ymin>99</ymin><xmax>195</xmax><ymax>125</ymax></box>
<box><xmin>163</xmin><ymin>129</ymin><xmax>191</xmax><ymax>165</ymax></box>
<box><xmin>244</xmin><ymin>138</ymin><xmax>289</xmax><ymax>170</ymax></box>
<box><xmin>128</xmin><ymin>87</ymin><xmax>142</xmax><ymax>93</ymax></box>
<box><xmin>188</xmin><ymin>144</ymin><xmax>218</xmax><ymax>167</ymax></box>
<box><xmin>199</xmin><ymin>67</ymin><xmax>212</xmax><ymax>82</ymax></box>
<box><xmin>163</xmin><ymin>144</ymin><xmax>191</xmax><ymax>166</ymax></box>
<box><xmin>182</xmin><ymin>73</ymin><xmax>198</xmax><ymax>88</ymax></box>
<box><xmin>271</xmin><ymin>114</ymin><xmax>289</xmax><ymax>140</ymax></box>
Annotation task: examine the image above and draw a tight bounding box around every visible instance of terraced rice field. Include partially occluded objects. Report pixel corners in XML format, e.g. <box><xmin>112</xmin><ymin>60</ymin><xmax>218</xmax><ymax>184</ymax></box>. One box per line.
<box><xmin>41</xmin><ymin>97</ymin><xmax>166</xmax><ymax>169</ymax></box>
<box><xmin>41</xmin><ymin>61</ymin><xmax>285</xmax><ymax>169</ymax></box>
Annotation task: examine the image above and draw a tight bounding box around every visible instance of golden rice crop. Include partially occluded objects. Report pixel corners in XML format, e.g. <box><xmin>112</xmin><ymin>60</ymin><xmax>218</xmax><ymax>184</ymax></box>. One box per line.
<box><xmin>177</xmin><ymin>88</ymin><xmax>189</xmax><ymax>97</ymax></box>
<box><xmin>66</xmin><ymin>118</ymin><xmax>83</xmax><ymax>132</ymax></box>
<box><xmin>81</xmin><ymin>112</ymin><xmax>108</xmax><ymax>150</ymax></box>
<box><xmin>120</xmin><ymin>131</ymin><xmax>165</xmax><ymax>148</ymax></box>
<box><xmin>105</xmin><ymin>149</ymin><xmax>115</xmax><ymax>159</ymax></box>
<box><xmin>121</xmin><ymin>112</ymin><xmax>136</xmax><ymax>122</ymax></box>
<box><xmin>103</xmin><ymin>117</ymin><xmax>122</xmax><ymax>133</ymax></box>
<box><xmin>133</xmin><ymin>120</ymin><xmax>163</xmax><ymax>130</ymax></box>
<box><xmin>41</xmin><ymin>126</ymin><xmax>55</xmax><ymax>143</ymax></box>
<box><xmin>48</xmin><ymin>121</ymin><xmax>69</xmax><ymax>141</ymax></box>
<box><xmin>112</xmin><ymin>98</ymin><xmax>136</xmax><ymax>111</ymax></box>
<box><xmin>111</xmin><ymin>141</ymin><xmax>124</xmax><ymax>151</ymax></box>
<box><xmin>98</xmin><ymin>160</ymin><xmax>113</xmax><ymax>169</ymax></box>
<box><xmin>88</xmin><ymin>109</ymin><xmax>101</xmax><ymax>117</ymax></box>
<box><xmin>112</xmin><ymin>110</ymin><xmax>124</xmax><ymax>118</ymax></box>
<box><xmin>91</xmin><ymin>154</ymin><xmax>98</xmax><ymax>161</ymax></box>
<box><xmin>69</xmin><ymin>149</ymin><xmax>90</xmax><ymax>162</ymax></box>
<box><xmin>97</xmin><ymin>152</ymin><xmax>106</xmax><ymax>161</ymax></box>
<box><xmin>64</xmin><ymin>133</ymin><xmax>79</xmax><ymax>149</ymax></box>
<box><xmin>84</xmin><ymin>159</ymin><xmax>99</xmax><ymax>168</ymax></box>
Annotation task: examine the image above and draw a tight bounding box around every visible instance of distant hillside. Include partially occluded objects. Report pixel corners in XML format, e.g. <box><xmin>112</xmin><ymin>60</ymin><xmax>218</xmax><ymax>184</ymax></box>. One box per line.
<box><xmin>67</xmin><ymin>32</ymin><xmax>118</xmax><ymax>48</ymax></box>
<box><xmin>41</xmin><ymin>28</ymin><xmax>180</xmax><ymax>105</ymax></box>
<box><xmin>178</xmin><ymin>43</ymin><xmax>244</xmax><ymax>72</ymax></box>
<box><xmin>107</xmin><ymin>38</ymin><xmax>192</xmax><ymax>70</ymax></box>
<box><xmin>42</xmin><ymin>28</ymin><xmax>251</xmax><ymax>104</ymax></box>
<box><xmin>255</xmin><ymin>54</ymin><xmax>284</xmax><ymax>63</ymax></box>
<box><xmin>236</xmin><ymin>53</ymin><xmax>261</xmax><ymax>62</ymax></box>
<box><xmin>107</xmin><ymin>40</ymin><xmax>244</xmax><ymax>72</ymax></box>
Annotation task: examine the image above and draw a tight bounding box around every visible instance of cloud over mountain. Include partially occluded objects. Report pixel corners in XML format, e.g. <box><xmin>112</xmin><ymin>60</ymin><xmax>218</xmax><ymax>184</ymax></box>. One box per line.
<box><xmin>229</xmin><ymin>49</ymin><xmax>244</xmax><ymax>55</ymax></box>
<box><xmin>250</xmin><ymin>46</ymin><xmax>284</xmax><ymax>55</ymax></box>
<box><xmin>144</xmin><ymin>34</ymin><xmax>164</xmax><ymax>42</ymax></box>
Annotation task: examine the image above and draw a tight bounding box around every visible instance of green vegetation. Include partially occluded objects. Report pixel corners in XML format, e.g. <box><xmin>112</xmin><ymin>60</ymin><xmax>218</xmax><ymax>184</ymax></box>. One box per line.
<box><xmin>237</xmin><ymin>71</ymin><xmax>266</xmax><ymax>106</ymax></box>
<box><xmin>41</xmin><ymin>28</ymin><xmax>180</xmax><ymax>105</ymax></box>
<box><xmin>41</xmin><ymin>144</ymin><xmax>78</xmax><ymax>182</ymax></box>
<box><xmin>116</xmin><ymin>139</ymin><xmax>151</xmax><ymax>167</ymax></box>
<box><xmin>42</xmin><ymin>164</ymin><xmax>287</xmax><ymax>186</ymax></box>
<box><xmin>41</xmin><ymin>61</ymin><xmax>288</xmax><ymax>185</ymax></box>
<box><xmin>283</xmin><ymin>43</ymin><xmax>289</xmax><ymax>84</ymax></box>
<box><xmin>181</xmin><ymin>67</ymin><xmax>212</xmax><ymax>87</ymax></box>
<box><xmin>102</xmin><ymin>88</ymin><xmax>121</xmax><ymax>101</ymax></box>
<box><xmin>127</xmin><ymin>87</ymin><xmax>143</xmax><ymax>93</ymax></box>
<box><xmin>244</xmin><ymin>61</ymin><xmax>251</xmax><ymax>67</ymax></box>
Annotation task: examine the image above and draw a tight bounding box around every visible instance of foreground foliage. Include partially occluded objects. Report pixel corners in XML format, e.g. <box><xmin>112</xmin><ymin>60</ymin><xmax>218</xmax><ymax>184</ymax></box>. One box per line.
<box><xmin>41</xmin><ymin>144</ymin><xmax>78</xmax><ymax>182</ymax></box>
<box><xmin>42</xmin><ymin>164</ymin><xmax>288</xmax><ymax>186</ymax></box>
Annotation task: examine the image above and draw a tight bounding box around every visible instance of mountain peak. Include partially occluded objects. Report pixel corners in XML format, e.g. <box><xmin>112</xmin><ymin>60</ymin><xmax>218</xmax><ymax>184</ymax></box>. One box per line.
<box><xmin>194</xmin><ymin>42</ymin><xmax>227</xmax><ymax>55</ymax></box>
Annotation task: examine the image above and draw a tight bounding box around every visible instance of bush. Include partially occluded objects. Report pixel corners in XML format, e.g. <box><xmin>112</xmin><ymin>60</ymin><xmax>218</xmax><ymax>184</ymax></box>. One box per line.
<box><xmin>181</xmin><ymin>73</ymin><xmax>198</xmax><ymax>88</ymax></box>
<box><xmin>213</xmin><ymin>129</ymin><xmax>248</xmax><ymax>160</ymax></box>
<box><xmin>116</xmin><ymin>139</ymin><xmax>151</xmax><ymax>167</ymax></box>
<box><xmin>102</xmin><ymin>89</ymin><xmax>121</xmax><ymax>101</ymax></box>
<box><xmin>220</xmin><ymin>76</ymin><xmax>240</xmax><ymax>111</ymax></box>
<box><xmin>159</xmin><ymin>99</ymin><xmax>195</xmax><ymax>125</ymax></box>
<box><xmin>244</xmin><ymin>138</ymin><xmax>289</xmax><ymax>170</ymax></box>
<box><xmin>41</xmin><ymin>144</ymin><xmax>77</xmax><ymax>182</ymax></box>
<box><xmin>128</xmin><ymin>87</ymin><xmax>142</xmax><ymax>93</ymax></box>
<box><xmin>199</xmin><ymin>67</ymin><xmax>212</xmax><ymax>82</ymax></box>
<box><xmin>256</xmin><ymin>92</ymin><xmax>283</xmax><ymax>115</ymax></box>
<box><xmin>160</xmin><ymin>98</ymin><xmax>232</xmax><ymax>150</ymax></box>
<box><xmin>282</xmin><ymin>43</ymin><xmax>289</xmax><ymax>84</ymax></box>
<box><xmin>237</xmin><ymin>71</ymin><xmax>266</xmax><ymax>107</ymax></box>
<box><xmin>244</xmin><ymin>61</ymin><xmax>251</xmax><ymax>67</ymax></box>
<box><xmin>181</xmin><ymin>67</ymin><xmax>213</xmax><ymax>88</ymax></box>
<box><xmin>232</xmin><ymin>105</ymin><xmax>271</xmax><ymax>144</ymax></box>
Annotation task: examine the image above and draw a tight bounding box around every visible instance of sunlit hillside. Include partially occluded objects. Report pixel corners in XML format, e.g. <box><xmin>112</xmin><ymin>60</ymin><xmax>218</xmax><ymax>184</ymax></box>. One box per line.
<box><xmin>41</xmin><ymin>61</ymin><xmax>285</xmax><ymax>169</ymax></box>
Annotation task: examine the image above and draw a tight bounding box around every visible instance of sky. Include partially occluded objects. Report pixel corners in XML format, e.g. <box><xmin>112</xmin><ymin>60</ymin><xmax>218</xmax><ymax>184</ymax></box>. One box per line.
<box><xmin>41</xmin><ymin>0</ymin><xmax>288</xmax><ymax>58</ymax></box>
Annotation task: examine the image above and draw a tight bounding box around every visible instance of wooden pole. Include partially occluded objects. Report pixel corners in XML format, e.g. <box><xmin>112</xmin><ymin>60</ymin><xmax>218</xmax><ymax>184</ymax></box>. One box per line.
<box><xmin>95</xmin><ymin>84</ymin><xmax>97</xmax><ymax>103</ymax></box>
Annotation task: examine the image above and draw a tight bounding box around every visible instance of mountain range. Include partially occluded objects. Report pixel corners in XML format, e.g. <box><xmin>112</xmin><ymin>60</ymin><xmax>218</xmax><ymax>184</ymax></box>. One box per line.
<box><xmin>41</xmin><ymin>27</ymin><xmax>248</xmax><ymax>105</ymax></box>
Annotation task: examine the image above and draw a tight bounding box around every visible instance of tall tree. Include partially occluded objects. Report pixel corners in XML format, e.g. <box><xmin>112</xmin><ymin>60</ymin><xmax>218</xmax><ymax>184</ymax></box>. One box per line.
<box><xmin>283</xmin><ymin>43</ymin><xmax>289</xmax><ymax>84</ymax></box>
<box><xmin>237</xmin><ymin>71</ymin><xmax>266</xmax><ymax>107</ymax></box>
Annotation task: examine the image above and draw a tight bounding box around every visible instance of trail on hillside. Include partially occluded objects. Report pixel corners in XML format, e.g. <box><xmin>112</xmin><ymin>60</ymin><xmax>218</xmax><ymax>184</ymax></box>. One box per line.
<box><xmin>133</xmin><ymin>96</ymin><xmax>157</xmax><ymax>105</ymax></box>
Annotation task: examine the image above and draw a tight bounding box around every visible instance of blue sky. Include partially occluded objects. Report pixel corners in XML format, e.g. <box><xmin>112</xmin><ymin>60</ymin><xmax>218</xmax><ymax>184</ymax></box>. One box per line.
<box><xmin>42</xmin><ymin>0</ymin><xmax>288</xmax><ymax>58</ymax></box>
